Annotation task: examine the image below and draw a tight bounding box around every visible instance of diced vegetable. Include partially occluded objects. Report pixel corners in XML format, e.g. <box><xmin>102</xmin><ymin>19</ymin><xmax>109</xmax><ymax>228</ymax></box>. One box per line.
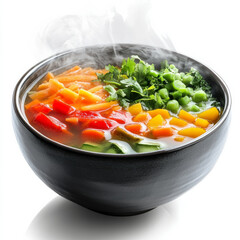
<box><xmin>178</xmin><ymin>109</ymin><xmax>196</xmax><ymax>123</ymax></box>
<box><xmin>105</xmin><ymin>142</ymin><xmax>127</xmax><ymax>154</ymax></box>
<box><xmin>192</xmin><ymin>90</ymin><xmax>207</xmax><ymax>103</ymax></box>
<box><xmin>65</xmin><ymin>117</ymin><xmax>79</xmax><ymax>125</ymax></box>
<box><xmin>198</xmin><ymin>107</ymin><xmax>219</xmax><ymax>122</ymax></box>
<box><xmin>147</xmin><ymin>109</ymin><xmax>170</xmax><ymax>119</ymax></box>
<box><xmin>80</xmin><ymin>142</ymin><xmax>103</xmax><ymax>152</ymax></box>
<box><xmin>128</xmin><ymin>103</ymin><xmax>142</xmax><ymax>115</ymax></box>
<box><xmin>152</xmin><ymin>127</ymin><xmax>173</xmax><ymax>138</ymax></box>
<box><xmin>174</xmin><ymin>136</ymin><xmax>185</xmax><ymax>142</ymax></box>
<box><xmin>87</xmin><ymin>119</ymin><xmax>117</xmax><ymax>130</ymax></box>
<box><xmin>134</xmin><ymin>142</ymin><xmax>161</xmax><ymax>153</ymax></box>
<box><xmin>194</xmin><ymin>118</ymin><xmax>210</xmax><ymax>128</ymax></box>
<box><xmin>30</xmin><ymin>103</ymin><xmax>52</xmax><ymax>114</ymax></box>
<box><xmin>133</xmin><ymin>112</ymin><xmax>150</xmax><ymax>122</ymax></box>
<box><xmin>166</xmin><ymin>100</ymin><xmax>180</xmax><ymax>113</ymax></box>
<box><xmin>79</xmin><ymin>89</ymin><xmax>102</xmax><ymax>103</ymax></box>
<box><xmin>81</xmin><ymin>129</ymin><xmax>105</xmax><ymax>142</ymax></box>
<box><xmin>25</xmin><ymin>99</ymin><xmax>40</xmax><ymax>110</ymax></box>
<box><xmin>179</xmin><ymin>96</ymin><xmax>191</xmax><ymax>106</ymax></box>
<box><xmin>112</xmin><ymin>127</ymin><xmax>143</xmax><ymax>143</ymax></box>
<box><xmin>53</xmin><ymin>99</ymin><xmax>75</xmax><ymax>115</ymax></box>
<box><xmin>59</xmin><ymin>88</ymin><xmax>79</xmax><ymax>102</ymax></box>
<box><xmin>169</xmin><ymin>117</ymin><xmax>188</xmax><ymax>127</ymax></box>
<box><xmin>147</xmin><ymin>114</ymin><xmax>164</xmax><ymax>129</ymax></box>
<box><xmin>80</xmin><ymin>101</ymin><xmax>118</xmax><ymax>111</ymax></box>
<box><xmin>125</xmin><ymin>123</ymin><xmax>143</xmax><ymax>134</ymax></box>
<box><xmin>34</xmin><ymin>113</ymin><xmax>67</xmax><ymax>132</ymax></box>
<box><xmin>178</xmin><ymin>127</ymin><xmax>206</xmax><ymax>138</ymax></box>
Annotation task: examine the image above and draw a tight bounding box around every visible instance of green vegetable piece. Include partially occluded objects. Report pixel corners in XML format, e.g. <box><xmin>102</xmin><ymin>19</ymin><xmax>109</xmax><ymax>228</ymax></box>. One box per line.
<box><xmin>81</xmin><ymin>142</ymin><xmax>103</xmax><ymax>152</ymax></box>
<box><xmin>165</xmin><ymin>83</ymin><xmax>173</xmax><ymax>91</ymax></box>
<box><xmin>149</xmin><ymin>70</ymin><xmax>159</xmax><ymax>77</ymax></box>
<box><xmin>159</xmin><ymin>88</ymin><xmax>169</xmax><ymax>99</ymax></box>
<box><xmin>175</xmin><ymin>73</ymin><xmax>181</xmax><ymax>80</ymax></box>
<box><xmin>190</xmin><ymin>104</ymin><xmax>201</xmax><ymax>112</ymax></box>
<box><xmin>105</xmin><ymin>143</ymin><xmax>126</xmax><ymax>154</ymax></box>
<box><xmin>182</xmin><ymin>75</ymin><xmax>194</xmax><ymax>85</ymax></box>
<box><xmin>192</xmin><ymin>90</ymin><xmax>207</xmax><ymax>103</ymax></box>
<box><xmin>112</xmin><ymin>127</ymin><xmax>143</xmax><ymax>143</ymax></box>
<box><xmin>172</xmin><ymin>80</ymin><xmax>186</xmax><ymax>90</ymax></box>
<box><xmin>166</xmin><ymin>100</ymin><xmax>180</xmax><ymax>113</ymax></box>
<box><xmin>163</xmin><ymin>72</ymin><xmax>175</xmax><ymax>82</ymax></box>
<box><xmin>179</xmin><ymin>96</ymin><xmax>191</xmax><ymax>106</ymax></box>
<box><xmin>171</xmin><ymin>91</ymin><xmax>182</xmax><ymax>99</ymax></box>
<box><xmin>134</xmin><ymin>142</ymin><xmax>161</xmax><ymax>153</ymax></box>
<box><xmin>187</xmin><ymin>87</ymin><xmax>194</xmax><ymax>96</ymax></box>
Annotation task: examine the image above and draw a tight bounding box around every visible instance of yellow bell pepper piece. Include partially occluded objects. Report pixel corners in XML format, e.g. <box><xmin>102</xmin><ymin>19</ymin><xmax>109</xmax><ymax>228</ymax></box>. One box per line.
<box><xmin>178</xmin><ymin>127</ymin><xmax>206</xmax><ymax>138</ymax></box>
<box><xmin>147</xmin><ymin>114</ymin><xmax>164</xmax><ymax>129</ymax></box>
<box><xmin>128</xmin><ymin>103</ymin><xmax>143</xmax><ymax>115</ymax></box>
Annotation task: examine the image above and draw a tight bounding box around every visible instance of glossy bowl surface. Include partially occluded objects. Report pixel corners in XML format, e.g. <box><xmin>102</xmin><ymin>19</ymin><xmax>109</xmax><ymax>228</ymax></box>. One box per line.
<box><xmin>13</xmin><ymin>44</ymin><xmax>231</xmax><ymax>216</ymax></box>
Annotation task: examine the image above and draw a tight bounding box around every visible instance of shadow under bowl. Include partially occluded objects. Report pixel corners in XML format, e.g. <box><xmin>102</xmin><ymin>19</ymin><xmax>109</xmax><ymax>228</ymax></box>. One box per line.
<box><xmin>12</xmin><ymin>44</ymin><xmax>231</xmax><ymax>216</ymax></box>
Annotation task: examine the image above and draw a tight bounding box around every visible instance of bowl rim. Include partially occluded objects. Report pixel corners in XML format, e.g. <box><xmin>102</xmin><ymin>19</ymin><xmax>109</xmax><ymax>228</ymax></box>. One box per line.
<box><xmin>12</xmin><ymin>43</ymin><xmax>232</xmax><ymax>158</ymax></box>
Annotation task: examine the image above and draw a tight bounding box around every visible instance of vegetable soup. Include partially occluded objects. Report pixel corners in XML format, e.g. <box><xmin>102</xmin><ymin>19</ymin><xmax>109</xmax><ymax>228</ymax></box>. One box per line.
<box><xmin>24</xmin><ymin>56</ymin><xmax>221</xmax><ymax>154</ymax></box>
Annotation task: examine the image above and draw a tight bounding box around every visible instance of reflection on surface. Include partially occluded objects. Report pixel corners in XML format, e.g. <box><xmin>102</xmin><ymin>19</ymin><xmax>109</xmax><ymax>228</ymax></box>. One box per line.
<box><xmin>26</xmin><ymin>197</ymin><xmax>178</xmax><ymax>240</ymax></box>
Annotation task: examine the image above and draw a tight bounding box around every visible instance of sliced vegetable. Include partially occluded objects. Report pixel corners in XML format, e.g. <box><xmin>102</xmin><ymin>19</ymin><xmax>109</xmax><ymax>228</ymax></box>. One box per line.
<box><xmin>80</xmin><ymin>142</ymin><xmax>103</xmax><ymax>152</ymax></box>
<box><xmin>152</xmin><ymin>127</ymin><xmax>173</xmax><ymax>138</ymax></box>
<box><xmin>178</xmin><ymin>109</ymin><xmax>196</xmax><ymax>123</ymax></box>
<box><xmin>112</xmin><ymin>127</ymin><xmax>143</xmax><ymax>143</ymax></box>
<box><xmin>134</xmin><ymin>142</ymin><xmax>161</xmax><ymax>153</ymax></box>
<box><xmin>53</xmin><ymin>99</ymin><xmax>75</xmax><ymax>115</ymax></box>
<box><xmin>194</xmin><ymin>118</ymin><xmax>210</xmax><ymax>128</ymax></box>
<box><xmin>147</xmin><ymin>114</ymin><xmax>164</xmax><ymax>129</ymax></box>
<box><xmin>147</xmin><ymin>109</ymin><xmax>170</xmax><ymax>119</ymax></box>
<box><xmin>80</xmin><ymin>101</ymin><xmax>118</xmax><ymax>111</ymax></box>
<box><xmin>125</xmin><ymin>123</ymin><xmax>143</xmax><ymax>134</ymax></box>
<box><xmin>169</xmin><ymin>117</ymin><xmax>188</xmax><ymax>127</ymax></box>
<box><xmin>198</xmin><ymin>107</ymin><xmax>219</xmax><ymax>122</ymax></box>
<box><xmin>128</xmin><ymin>103</ymin><xmax>142</xmax><ymax>115</ymax></box>
<box><xmin>133</xmin><ymin>112</ymin><xmax>150</xmax><ymax>122</ymax></box>
<box><xmin>81</xmin><ymin>129</ymin><xmax>105</xmax><ymax>142</ymax></box>
<box><xmin>79</xmin><ymin>89</ymin><xmax>102</xmax><ymax>103</ymax></box>
<box><xmin>178</xmin><ymin>127</ymin><xmax>206</xmax><ymax>138</ymax></box>
<box><xmin>59</xmin><ymin>88</ymin><xmax>79</xmax><ymax>102</ymax></box>
<box><xmin>34</xmin><ymin>113</ymin><xmax>67</xmax><ymax>132</ymax></box>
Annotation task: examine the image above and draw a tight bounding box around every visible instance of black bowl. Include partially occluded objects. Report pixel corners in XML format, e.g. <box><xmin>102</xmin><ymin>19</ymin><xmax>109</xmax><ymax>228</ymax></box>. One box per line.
<box><xmin>12</xmin><ymin>44</ymin><xmax>231</xmax><ymax>216</ymax></box>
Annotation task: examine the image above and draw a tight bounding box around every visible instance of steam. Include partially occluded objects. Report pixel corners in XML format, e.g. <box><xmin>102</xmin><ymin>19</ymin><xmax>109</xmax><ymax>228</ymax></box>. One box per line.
<box><xmin>38</xmin><ymin>1</ymin><xmax>175</xmax><ymax>56</ymax></box>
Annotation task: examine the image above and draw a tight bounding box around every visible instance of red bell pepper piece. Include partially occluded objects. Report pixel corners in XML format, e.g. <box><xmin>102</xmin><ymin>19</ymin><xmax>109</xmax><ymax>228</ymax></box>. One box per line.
<box><xmin>87</xmin><ymin>119</ymin><xmax>117</xmax><ymax>130</ymax></box>
<box><xmin>30</xmin><ymin>103</ymin><xmax>52</xmax><ymax>114</ymax></box>
<box><xmin>34</xmin><ymin>112</ymin><xmax>67</xmax><ymax>131</ymax></box>
<box><xmin>53</xmin><ymin>99</ymin><xmax>75</xmax><ymax>115</ymax></box>
<box><xmin>107</xmin><ymin>110</ymin><xmax>132</xmax><ymax>124</ymax></box>
<box><xmin>71</xmin><ymin>110</ymin><xmax>101</xmax><ymax>122</ymax></box>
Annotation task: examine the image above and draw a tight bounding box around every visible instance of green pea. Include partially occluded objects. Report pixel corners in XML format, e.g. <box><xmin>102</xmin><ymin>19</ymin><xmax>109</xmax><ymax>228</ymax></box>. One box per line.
<box><xmin>166</xmin><ymin>100</ymin><xmax>180</xmax><ymax>113</ymax></box>
<box><xmin>172</xmin><ymin>80</ymin><xmax>186</xmax><ymax>90</ymax></box>
<box><xmin>182</xmin><ymin>75</ymin><xmax>193</xmax><ymax>85</ymax></box>
<box><xmin>165</xmin><ymin>82</ymin><xmax>173</xmax><ymax>91</ymax></box>
<box><xmin>159</xmin><ymin>88</ymin><xmax>169</xmax><ymax>99</ymax></box>
<box><xmin>163</xmin><ymin>72</ymin><xmax>175</xmax><ymax>82</ymax></box>
<box><xmin>190</xmin><ymin>104</ymin><xmax>201</xmax><ymax>112</ymax></box>
<box><xmin>179</xmin><ymin>96</ymin><xmax>191</xmax><ymax>106</ymax></box>
<box><xmin>171</xmin><ymin>91</ymin><xmax>182</xmax><ymax>99</ymax></box>
<box><xmin>192</xmin><ymin>90</ymin><xmax>207</xmax><ymax>103</ymax></box>
<box><xmin>175</xmin><ymin>73</ymin><xmax>181</xmax><ymax>80</ymax></box>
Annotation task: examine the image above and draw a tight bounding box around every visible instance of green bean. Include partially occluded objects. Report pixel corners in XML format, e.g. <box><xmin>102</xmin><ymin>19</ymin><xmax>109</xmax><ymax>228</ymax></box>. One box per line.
<box><xmin>159</xmin><ymin>88</ymin><xmax>169</xmax><ymax>99</ymax></box>
<box><xmin>172</xmin><ymin>80</ymin><xmax>186</xmax><ymax>90</ymax></box>
<box><xmin>179</xmin><ymin>96</ymin><xmax>191</xmax><ymax>106</ymax></box>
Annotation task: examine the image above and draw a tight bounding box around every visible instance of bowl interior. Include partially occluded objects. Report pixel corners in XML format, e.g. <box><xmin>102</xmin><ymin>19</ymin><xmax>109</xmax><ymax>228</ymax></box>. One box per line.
<box><xmin>14</xmin><ymin>44</ymin><xmax>231</xmax><ymax>155</ymax></box>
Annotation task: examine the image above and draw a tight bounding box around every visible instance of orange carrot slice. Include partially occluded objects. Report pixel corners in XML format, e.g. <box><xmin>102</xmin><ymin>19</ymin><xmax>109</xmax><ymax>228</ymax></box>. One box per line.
<box><xmin>81</xmin><ymin>129</ymin><xmax>105</xmax><ymax>142</ymax></box>
<box><xmin>152</xmin><ymin>127</ymin><xmax>173</xmax><ymax>138</ymax></box>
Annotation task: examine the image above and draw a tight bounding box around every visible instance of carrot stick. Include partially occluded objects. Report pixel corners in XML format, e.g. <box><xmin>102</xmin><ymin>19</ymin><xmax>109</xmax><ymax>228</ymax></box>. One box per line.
<box><xmin>25</xmin><ymin>99</ymin><xmax>40</xmax><ymax>109</ymax></box>
<box><xmin>56</xmin><ymin>66</ymin><xmax>81</xmax><ymax>77</ymax></box>
<box><xmin>80</xmin><ymin>101</ymin><xmax>118</xmax><ymax>111</ymax></box>
<box><xmin>56</xmin><ymin>75</ymin><xmax>97</xmax><ymax>83</ymax></box>
<box><xmin>88</xmin><ymin>85</ymin><xmax>103</xmax><ymax>93</ymax></box>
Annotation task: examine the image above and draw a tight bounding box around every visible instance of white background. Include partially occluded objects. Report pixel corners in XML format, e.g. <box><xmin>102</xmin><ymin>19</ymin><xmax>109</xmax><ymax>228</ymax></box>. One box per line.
<box><xmin>1</xmin><ymin>0</ymin><xmax>240</xmax><ymax>239</ymax></box>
